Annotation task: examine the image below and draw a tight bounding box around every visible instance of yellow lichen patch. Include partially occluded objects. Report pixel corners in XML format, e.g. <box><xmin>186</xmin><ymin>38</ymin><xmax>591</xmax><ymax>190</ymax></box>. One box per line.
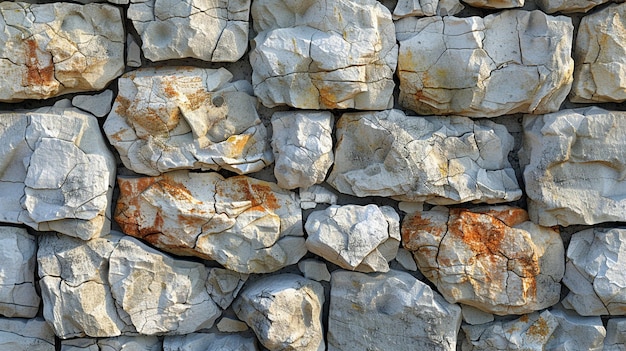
<box><xmin>226</xmin><ymin>134</ymin><xmax>252</xmax><ymax>157</ymax></box>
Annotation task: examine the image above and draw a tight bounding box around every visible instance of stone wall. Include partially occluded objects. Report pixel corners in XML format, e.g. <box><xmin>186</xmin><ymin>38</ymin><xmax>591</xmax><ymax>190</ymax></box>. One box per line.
<box><xmin>0</xmin><ymin>0</ymin><xmax>625</xmax><ymax>350</ymax></box>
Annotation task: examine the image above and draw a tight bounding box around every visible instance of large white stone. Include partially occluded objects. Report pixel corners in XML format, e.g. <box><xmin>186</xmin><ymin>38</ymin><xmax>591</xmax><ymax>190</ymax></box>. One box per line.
<box><xmin>570</xmin><ymin>3</ymin><xmax>626</xmax><ymax>103</ymax></box>
<box><xmin>520</xmin><ymin>108</ymin><xmax>626</xmax><ymax>226</ymax></box>
<box><xmin>393</xmin><ymin>0</ymin><xmax>464</xmax><ymax>18</ymax></box>
<box><xmin>327</xmin><ymin>109</ymin><xmax>521</xmax><ymax>204</ymax></box>
<box><xmin>104</xmin><ymin>67</ymin><xmax>273</xmax><ymax>176</ymax></box>
<box><xmin>115</xmin><ymin>170</ymin><xmax>305</xmax><ymax>274</ymax></box>
<box><xmin>0</xmin><ymin>318</ymin><xmax>55</xmax><ymax>351</ymax></box>
<box><xmin>535</xmin><ymin>0</ymin><xmax>609</xmax><ymax>13</ymax></box>
<box><xmin>329</xmin><ymin>269</ymin><xmax>461</xmax><ymax>351</ymax></box>
<box><xmin>0</xmin><ymin>227</ymin><xmax>39</xmax><ymax>318</ymax></box>
<box><xmin>305</xmin><ymin>204</ymin><xmax>400</xmax><ymax>273</ymax></box>
<box><xmin>0</xmin><ymin>107</ymin><xmax>115</xmax><ymax>240</ymax></box>
<box><xmin>271</xmin><ymin>111</ymin><xmax>334</xmax><ymax>189</ymax></box>
<box><xmin>250</xmin><ymin>0</ymin><xmax>397</xmax><ymax>110</ymax></box>
<box><xmin>402</xmin><ymin>206</ymin><xmax>564</xmax><ymax>315</ymax></box>
<box><xmin>163</xmin><ymin>333</ymin><xmax>258</xmax><ymax>351</ymax></box>
<box><xmin>128</xmin><ymin>0</ymin><xmax>250</xmax><ymax>62</ymax></box>
<box><xmin>0</xmin><ymin>2</ymin><xmax>124</xmax><ymax>101</ymax></box>
<box><xmin>234</xmin><ymin>274</ymin><xmax>324</xmax><ymax>351</ymax></box>
<box><xmin>61</xmin><ymin>336</ymin><xmax>162</xmax><ymax>351</ymax></box>
<box><xmin>396</xmin><ymin>10</ymin><xmax>573</xmax><ymax>117</ymax></box>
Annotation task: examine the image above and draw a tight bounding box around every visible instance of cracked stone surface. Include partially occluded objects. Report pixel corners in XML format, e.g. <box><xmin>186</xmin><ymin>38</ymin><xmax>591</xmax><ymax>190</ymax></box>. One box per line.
<box><xmin>128</xmin><ymin>0</ymin><xmax>250</xmax><ymax>62</ymax></box>
<box><xmin>299</xmin><ymin>185</ymin><xmax>338</xmax><ymax>210</ymax></box>
<box><xmin>271</xmin><ymin>111</ymin><xmax>334</xmax><ymax>190</ymax></box>
<box><xmin>0</xmin><ymin>107</ymin><xmax>115</xmax><ymax>240</ymax></box>
<box><xmin>114</xmin><ymin>170</ymin><xmax>305</xmax><ymax>274</ymax></box>
<box><xmin>463</xmin><ymin>0</ymin><xmax>523</xmax><ymax>9</ymax></box>
<box><xmin>562</xmin><ymin>227</ymin><xmax>626</xmax><ymax>316</ymax></box>
<box><xmin>72</xmin><ymin>90</ymin><xmax>114</xmax><ymax>118</ymax></box>
<box><xmin>605</xmin><ymin>318</ymin><xmax>626</xmax><ymax>351</ymax></box>
<box><xmin>396</xmin><ymin>10</ymin><xmax>573</xmax><ymax>117</ymax></box>
<box><xmin>535</xmin><ymin>0</ymin><xmax>609</xmax><ymax>13</ymax></box>
<box><xmin>163</xmin><ymin>333</ymin><xmax>258</xmax><ymax>351</ymax></box>
<box><xmin>462</xmin><ymin>307</ymin><xmax>605</xmax><ymax>350</ymax></box>
<box><xmin>233</xmin><ymin>274</ymin><xmax>324</xmax><ymax>351</ymax></box>
<box><xmin>327</xmin><ymin>109</ymin><xmax>521</xmax><ymax>204</ymax></box>
<box><xmin>570</xmin><ymin>3</ymin><xmax>626</xmax><ymax>103</ymax></box>
<box><xmin>393</xmin><ymin>0</ymin><xmax>464</xmax><ymax>18</ymax></box>
<box><xmin>104</xmin><ymin>66</ymin><xmax>272</xmax><ymax>177</ymax></box>
<box><xmin>61</xmin><ymin>336</ymin><xmax>162</xmax><ymax>351</ymax></box>
<box><xmin>305</xmin><ymin>204</ymin><xmax>400</xmax><ymax>273</ymax></box>
<box><xmin>328</xmin><ymin>269</ymin><xmax>461</xmax><ymax>351</ymax></box>
<box><xmin>250</xmin><ymin>0</ymin><xmax>397</xmax><ymax>110</ymax></box>
<box><xmin>0</xmin><ymin>227</ymin><xmax>39</xmax><ymax>318</ymax></box>
<box><xmin>402</xmin><ymin>206</ymin><xmax>564</xmax><ymax>315</ymax></box>
<box><xmin>0</xmin><ymin>2</ymin><xmax>124</xmax><ymax>102</ymax></box>
<box><xmin>0</xmin><ymin>317</ymin><xmax>55</xmax><ymax>351</ymax></box>
<box><xmin>520</xmin><ymin>107</ymin><xmax>626</xmax><ymax>226</ymax></box>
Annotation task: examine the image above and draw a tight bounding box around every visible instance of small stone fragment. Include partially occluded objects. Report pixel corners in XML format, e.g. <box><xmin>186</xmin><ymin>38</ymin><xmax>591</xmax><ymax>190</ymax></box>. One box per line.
<box><xmin>216</xmin><ymin>317</ymin><xmax>249</xmax><ymax>332</ymax></box>
<box><xmin>299</xmin><ymin>185</ymin><xmax>338</xmax><ymax>210</ymax></box>
<box><xmin>394</xmin><ymin>247</ymin><xmax>418</xmax><ymax>272</ymax></box>
<box><xmin>115</xmin><ymin>170</ymin><xmax>305</xmax><ymax>274</ymax></box>
<box><xmin>393</xmin><ymin>0</ymin><xmax>464</xmax><ymax>18</ymax></box>
<box><xmin>163</xmin><ymin>333</ymin><xmax>258</xmax><ymax>351</ymax></box>
<box><xmin>0</xmin><ymin>318</ymin><xmax>55</xmax><ymax>351</ymax></box>
<box><xmin>72</xmin><ymin>90</ymin><xmax>114</xmax><ymax>118</ymax></box>
<box><xmin>402</xmin><ymin>206</ymin><xmax>564</xmax><ymax>315</ymax></box>
<box><xmin>463</xmin><ymin>0</ymin><xmax>523</xmax><ymax>8</ymax></box>
<box><xmin>535</xmin><ymin>0</ymin><xmax>609</xmax><ymax>13</ymax></box>
<box><xmin>104</xmin><ymin>66</ymin><xmax>273</xmax><ymax>176</ymax></box>
<box><xmin>0</xmin><ymin>227</ymin><xmax>39</xmax><ymax>318</ymax></box>
<box><xmin>128</xmin><ymin>0</ymin><xmax>250</xmax><ymax>62</ymax></box>
<box><xmin>271</xmin><ymin>111</ymin><xmax>334</xmax><ymax>189</ymax></box>
<box><xmin>461</xmin><ymin>305</ymin><xmax>494</xmax><ymax>325</ymax></box>
<box><xmin>126</xmin><ymin>34</ymin><xmax>142</xmax><ymax>68</ymax></box>
<box><xmin>61</xmin><ymin>336</ymin><xmax>162</xmax><ymax>351</ymax></box>
<box><xmin>396</xmin><ymin>10</ymin><xmax>573</xmax><ymax>117</ymax></box>
<box><xmin>328</xmin><ymin>109</ymin><xmax>521</xmax><ymax>204</ymax></box>
<box><xmin>305</xmin><ymin>204</ymin><xmax>400</xmax><ymax>273</ymax></box>
<box><xmin>605</xmin><ymin>318</ymin><xmax>626</xmax><ymax>351</ymax></box>
<box><xmin>329</xmin><ymin>269</ymin><xmax>461</xmax><ymax>351</ymax></box>
<box><xmin>234</xmin><ymin>274</ymin><xmax>324</xmax><ymax>351</ymax></box>
<box><xmin>298</xmin><ymin>259</ymin><xmax>332</xmax><ymax>282</ymax></box>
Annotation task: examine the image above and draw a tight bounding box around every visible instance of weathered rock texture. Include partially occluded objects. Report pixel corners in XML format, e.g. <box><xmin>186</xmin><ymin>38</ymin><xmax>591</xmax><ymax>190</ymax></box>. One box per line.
<box><xmin>606</xmin><ymin>318</ymin><xmax>626</xmax><ymax>351</ymax></box>
<box><xmin>402</xmin><ymin>206</ymin><xmax>564</xmax><ymax>315</ymax></box>
<box><xmin>250</xmin><ymin>0</ymin><xmax>397</xmax><ymax>110</ymax></box>
<box><xmin>0</xmin><ymin>108</ymin><xmax>115</xmax><ymax>240</ymax></box>
<box><xmin>104</xmin><ymin>67</ymin><xmax>272</xmax><ymax>176</ymax></box>
<box><xmin>0</xmin><ymin>227</ymin><xmax>39</xmax><ymax>318</ymax></box>
<box><xmin>329</xmin><ymin>270</ymin><xmax>461</xmax><ymax>351</ymax></box>
<box><xmin>61</xmin><ymin>336</ymin><xmax>161</xmax><ymax>351</ymax></box>
<box><xmin>392</xmin><ymin>0</ymin><xmax>464</xmax><ymax>18</ymax></box>
<box><xmin>570</xmin><ymin>3</ymin><xmax>626</xmax><ymax>103</ymax></box>
<box><xmin>535</xmin><ymin>0</ymin><xmax>610</xmax><ymax>13</ymax></box>
<box><xmin>463</xmin><ymin>0</ymin><xmax>523</xmax><ymax>9</ymax></box>
<box><xmin>396</xmin><ymin>10</ymin><xmax>573</xmax><ymax>117</ymax></box>
<box><xmin>164</xmin><ymin>333</ymin><xmax>258</xmax><ymax>351</ymax></box>
<box><xmin>0</xmin><ymin>317</ymin><xmax>56</xmax><ymax>351</ymax></box>
<box><xmin>0</xmin><ymin>2</ymin><xmax>124</xmax><ymax>101</ymax></box>
<box><xmin>115</xmin><ymin>170</ymin><xmax>305</xmax><ymax>273</ymax></box>
<box><xmin>521</xmin><ymin>107</ymin><xmax>626</xmax><ymax>226</ymax></box>
<box><xmin>328</xmin><ymin>109</ymin><xmax>521</xmax><ymax>204</ymax></box>
<box><xmin>128</xmin><ymin>0</ymin><xmax>250</xmax><ymax>62</ymax></box>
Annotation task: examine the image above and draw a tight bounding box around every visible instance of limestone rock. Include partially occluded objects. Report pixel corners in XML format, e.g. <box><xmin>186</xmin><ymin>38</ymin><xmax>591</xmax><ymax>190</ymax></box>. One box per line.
<box><xmin>298</xmin><ymin>259</ymin><xmax>331</xmax><ymax>282</ymax></box>
<box><xmin>164</xmin><ymin>333</ymin><xmax>258</xmax><ymax>351</ymax></box>
<box><xmin>535</xmin><ymin>0</ymin><xmax>609</xmax><ymax>13</ymax></box>
<box><xmin>570</xmin><ymin>3</ymin><xmax>626</xmax><ymax>103</ymax></box>
<box><xmin>61</xmin><ymin>336</ymin><xmax>162</xmax><ymax>351</ymax></box>
<box><xmin>463</xmin><ymin>0</ymin><xmax>523</xmax><ymax>8</ymax></box>
<box><xmin>402</xmin><ymin>206</ymin><xmax>564</xmax><ymax>315</ymax></box>
<box><xmin>0</xmin><ymin>2</ymin><xmax>123</xmax><ymax>101</ymax></box>
<box><xmin>126</xmin><ymin>34</ymin><xmax>142</xmax><ymax>68</ymax></box>
<box><xmin>0</xmin><ymin>317</ymin><xmax>55</xmax><ymax>351</ymax></box>
<box><xmin>104</xmin><ymin>67</ymin><xmax>273</xmax><ymax>176</ymax></box>
<box><xmin>396</xmin><ymin>10</ymin><xmax>573</xmax><ymax>117</ymax></box>
<box><xmin>328</xmin><ymin>109</ymin><xmax>521</xmax><ymax>204</ymax></box>
<box><xmin>461</xmin><ymin>305</ymin><xmax>494</xmax><ymax>325</ymax></box>
<box><xmin>393</xmin><ymin>0</ymin><xmax>464</xmax><ymax>18</ymax></box>
<box><xmin>520</xmin><ymin>108</ymin><xmax>626</xmax><ymax>226</ymax></box>
<box><xmin>605</xmin><ymin>318</ymin><xmax>626</xmax><ymax>350</ymax></box>
<box><xmin>299</xmin><ymin>185</ymin><xmax>337</xmax><ymax>210</ymax></box>
<box><xmin>250</xmin><ymin>0</ymin><xmax>397</xmax><ymax>110</ymax></box>
<box><xmin>0</xmin><ymin>107</ymin><xmax>115</xmax><ymax>240</ymax></box>
<box><xmin>329</xmin><ymin>270</ymin><xmax>461</xmax><ymax>351</ymax></box>
<box><xmin>0</xmin><ymin>227</ymin><xmax>39</xmax><ymax>318</ymax></box>
<box><xmin>115</xmin><ymin>170</ymin><xmax>305</xmax><ymax>274</ymax></box>
<box><xmin>233</xmin><ymin>274</ymin><xmax>324</xmax><ymax>351</ymax></box>
<box><xmin>395</xmin><ymin>247</ymin><xmax>418</xmax><ymax>271</ymax></box>
<box><xmin>305</xmin><ymin>204</ymin><xmax>400</xmax><ymax>273</ymax></box>
<box><xmin>271</xmin><ymin>111</ymin><xmax>334</xmax><ymax>189</ymax></box>
<box><xmin>128</xmin><ymin>0</ymin><xmax>250</xmax><ymax>62</ymax></box>
<box><xmin>72</xmin><ymin>90</ymin><xmax>114</xmax><ymax>118</ymax></box>
<box><xmin>216</xmin><ymin>317</ymin><xmax>249</xmax><ymax>332</ymax></box>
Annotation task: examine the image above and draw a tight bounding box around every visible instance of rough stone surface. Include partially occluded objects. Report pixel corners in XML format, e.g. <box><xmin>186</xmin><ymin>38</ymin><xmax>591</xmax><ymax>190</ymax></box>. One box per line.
<box><xmin>250</xmin><ymin>0</ymin><xmax>397</xmax><ymax>110</ymax></box>
<box><xmin>164</xmin><ymin>333</ymin><xmax>258</xmax><ymax>351</ymax></box>
<box><xmin>0</xmin><ymin>2</ymin><xmax>124</xmax><ymax>101</ymax></box>
<box><xmin>61</xmin><ymin>336</ymin><xmax>162</xmax><ymax>351</ymax></box>
<box><xmin>328</xmin><ymin>109</ymin><xmax>521</xmax><ymax>204</ymax></box>
<box><xmin>298</xmin><ymin>259</ymin><xmax>331</xmax><ymax>282</ymax></box>
<box><xmin>0</xmin><ymin>227</ymin><xmax>39</xmax><ymax>318</ymax></box>
<box><xmin>461</xmin><ymin>305</ymin><xmax>494</xmax><ymax>325</ymax></box>
<box><xmin>402</xmin><ymin>206</ymin><xmax>564</xmax><ymax>315</ymax></box>
<box><xmin>520</xmin><ymin>107</ymin><xmax>626</xmax><ymax>226</ymax></box>
<box><xmin>115</xmin><ymin>170</ymin><xmax>305</xmax><ymax>274</ymax></box>
<box><xmin>0</xmin><ymin>107</ymin><xmax>115</xmax><ymax>240</ymax></box>
<box><xmin>234</xmin><ymin>274</ymin><xmax>324</xmax><ymax>351</ymax></box>
<box><xmin>535</xmin><ymin>0</ymin><xmax>609</xmax><ymax>13</ymax></box>
<box><xmin>605</xmin><ymin>318</ymin><xmax>626</xmax><ymax>351</ymax></box>
<box><xmin>104</xmin><ymin>67</ymin><xmax>272</xmax><ymax>176</ymax></box>
<box><xmin>72</xmin><ymin>90</ymin><xmax>114</xmax><ymax>118</ymax></box>
<box><xmin>570</xmin><ymin>3</ymin><xmax>626</xmax><ymax>103</ymax></box>
<box><xmin>396</xmin><ymin>10</ymin><xmax>573</xmax><ymax>117</ymax></box>
<box><xmin>216</xmin><ymin>317</ymin><xmax>249</xmax><ymax>332</ymax></box>
<box><xmin>126</xmin><ymin>34</ymin><xmax>142</xmax><ymax>68</ymax></box>
<box><xmin>329</xmin><ymin>269</ymin><xmax>461</xmax><ymax>351</ymax></box>
<box><xmin>271</xmin><ymin>111</ymin><xmax>334</xmax><ymax>189</ymax></box>
<box><xmin>128</xmin><ymin>0</ymin><xmax>250</xmax><ymax>62</ymax></box>
<box><xmin>393</xmin><ymin>0</ymin><xmax>464</xmax><ymax>18</ymax></box>
<box><xmin>299</xmin><ymin>185</ymin><xmax>337</xmax><ymax>210</ymax></box>
<box><xmin>0</xmin><ymin>317</ymin><xmax>56</xmax><ymax>351</ymax></box>
<box><xmin>462</xmin><ymin>0</ymin><xmax>523</xmax><ymax>9</ymax></box>
<box><xmin>305</xmin><ymin>204</ymin><xmax>400</xmax><ymax>273</ymax></box>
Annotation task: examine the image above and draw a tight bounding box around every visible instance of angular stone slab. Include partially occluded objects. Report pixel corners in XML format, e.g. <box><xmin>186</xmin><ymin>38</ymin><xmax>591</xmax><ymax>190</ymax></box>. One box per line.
<box><xmin>0</xmin><ymin>2</ymin><xmax>124</xmax><ymax>101</ymax></box>
<box><xmin>570</xmin><ymin>3</ymin><xmax>626</xmax><ymax>103</ymax></box>
<box><xmin>328</xmin><ymin>109</ymin><xmax>521</xmax><ymax>204</ymax></box>
<box><xmin>115</xmin><ymin>170</ymin><xmax>305</xmax><ymax>274</ymax></box>
<box><xmin>462</xmin><ymin>0</ymin><xmax>523</xmax><ymax>8</ymax></box>
<box><xmin>104</xmin><ymin>67</ymin><xmax>273</xmax><ymax>176</ymax></box>
<box><xmin>396</xmin><ymin>10</ymin><xmax>573</xmax><ymax>117</ymax></box>
<box><xmin>0</xmin><ymin>317</ymin><xmax>55</xmax><ymax>351</ymax></box>
<box><xmin>520</xmin><ymin>107</ymin><xmax>626</xmax><ymax>226</ymax></box>
<box><xmin>402</xmin><ymin>206</ymin><xmax>564</xmax><ymax>315</ymax></box>
<box><xmin>606</xmin><ymin>318</ymin><xmax>626</xmax><ymax>351</ymax></box>
<box><xmin>0</xmin><ymin>107</ymin><xmax>115</xmax><ymax>240</ymax></box>
<box><xmin>164</xmin><ymin>333</ymin><xmax>258</xmax><ymax>351</ymax></box>
<box><xmin>393</xmin><ymin>0</ymin><xmax>464</xmax><ymax>18</ymax></box>
<box><xmin>0</xmin><ymin>227</ymin><xmax>39</xmax><ymax>318</ymax></box>
<box><xmin>61</xmin><ymin>336</ymin><xmax>161</xmax><ymax>351</ymax></box>
<box><xmin>535</xmin><ymin>0</ymin><xmax>609</xmax><ymax>13</ymax></box>
<box><xmin>329</xmin><ymin>270</ymin><xmax>461</xmax><ymax>351</ymax></box>
<box><xmin>250</xmin><ymin>0</ymin><xmax>397</xmax><ymax>110</ymax></box>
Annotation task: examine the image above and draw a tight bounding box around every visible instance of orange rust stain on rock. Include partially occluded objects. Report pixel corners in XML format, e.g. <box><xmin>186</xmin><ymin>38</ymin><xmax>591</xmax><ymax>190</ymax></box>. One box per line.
<box><xmin>154</xmin><ymin>176</ymin><xmax>195</xmax><ymax>202</ymax></box>
<box><xmin>24</xmin><ymin>39</ymin><xmax>55</xmax><ymax>87</ymax></box>
<box><xmin>227</xmin><ymin>177</ymin><xmax>280</xmax><ymax>212</ymax></box>
<box><xmin>476</xmin><ymin>207</ymin><xmax>530</xmax><ymax>227</ymax></box>
<box><xmin>401</xmin><ymin>212</ymin><xmax>446</xmax><ymax>250</ymax></box>
<box><xmin>319</xmin><ymin>86</ymin><xmax>339</xmax><ymax>109</ymax></box>
<box><xmin>186</xmin><ymin>89</ymin><xmax>212</xmax><ymax>110</ymax></box>
<box><xmin>226</xmin><ymin>134</ymin><xmax>251</xmax><ymax>156</ymax></box>
<box><xmin>449</xmin><ymin>209</ymin><xmax>507</xmax><ymax>260</ymax></box>
<box><xmin>527</xmin><ymin>316</ymin><xmax>551</xmax><ymax>338</ymax></box>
